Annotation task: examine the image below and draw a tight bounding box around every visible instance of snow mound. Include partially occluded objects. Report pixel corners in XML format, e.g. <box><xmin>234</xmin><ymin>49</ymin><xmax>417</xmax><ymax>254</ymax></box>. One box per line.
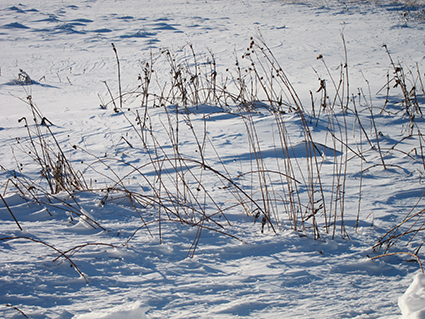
<box><xmin>399</xmin><ymin>273</ymin><xmax>425</xmax><ymax>319</ymax></box>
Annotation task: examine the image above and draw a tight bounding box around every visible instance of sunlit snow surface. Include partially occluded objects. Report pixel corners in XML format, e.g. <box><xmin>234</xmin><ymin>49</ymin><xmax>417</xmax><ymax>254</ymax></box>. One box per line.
<box><xmin>1</xmin><ymin>0</ymin><xmax>425</xmax><ymax>318</ymax></box>
<box><xmin>399</xmin><ymin>273</ymin><xmax>425</xmax><ymax>319</ymax></box>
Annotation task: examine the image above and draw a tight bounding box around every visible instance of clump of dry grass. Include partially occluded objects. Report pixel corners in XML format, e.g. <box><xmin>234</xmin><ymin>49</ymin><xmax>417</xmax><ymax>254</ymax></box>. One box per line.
<box><xmin>94</xmin><ymin>35</ymin><xmax>363</xmax><ymax>243</ymax></box>
<box><xmin>9</xmin><ymin>93</ymin><xmax>87</xmax><ymax>196</ymax></box>
<box><xmin>3</xmin><ymin>36</ymin><xmax>424</xmax><ymax>264</ymax></box>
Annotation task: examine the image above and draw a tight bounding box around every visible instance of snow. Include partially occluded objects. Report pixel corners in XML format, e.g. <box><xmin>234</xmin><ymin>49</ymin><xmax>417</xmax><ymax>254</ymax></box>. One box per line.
<box><xmin>1</xmin><ymin>0</ymin><xmax>425</xmax><ymax>318</ymax></box>
<box><xmin>399</xmin><ymin>274</ymin><xmax>425</xmax><ymax>319</ymax></box>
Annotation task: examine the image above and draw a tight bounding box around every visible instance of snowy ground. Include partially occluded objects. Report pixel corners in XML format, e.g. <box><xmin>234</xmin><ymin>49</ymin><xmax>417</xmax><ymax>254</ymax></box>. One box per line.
<box><xmin>1</xmin><ymin>0</ymin><xmax>425</xmax><ymax>318</ymax></box>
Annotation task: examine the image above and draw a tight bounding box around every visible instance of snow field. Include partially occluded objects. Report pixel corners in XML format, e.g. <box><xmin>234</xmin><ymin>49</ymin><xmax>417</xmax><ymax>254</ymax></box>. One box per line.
<box><xmin>1</xmin><ymin>0</ymin><xmax>425</xmax><ymax>318</ymax></box>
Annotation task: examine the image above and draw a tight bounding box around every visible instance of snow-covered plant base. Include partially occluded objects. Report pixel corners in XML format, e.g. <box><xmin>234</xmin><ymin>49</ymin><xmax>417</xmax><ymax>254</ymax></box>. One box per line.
<box><xmin>1</xmin><ymin>0</ymin><xmax>425</xmax><ymax>318</ymax></box>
